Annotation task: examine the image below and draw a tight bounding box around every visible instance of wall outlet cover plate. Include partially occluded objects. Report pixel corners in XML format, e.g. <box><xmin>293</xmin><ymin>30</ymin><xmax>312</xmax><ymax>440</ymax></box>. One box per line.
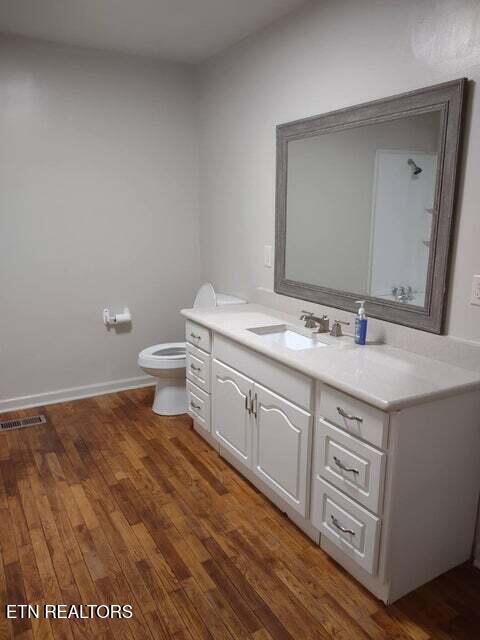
<box><xmin>264</xmin><ymin>245</ymin><xmax>273</xmax><ymax>268</ymax></box>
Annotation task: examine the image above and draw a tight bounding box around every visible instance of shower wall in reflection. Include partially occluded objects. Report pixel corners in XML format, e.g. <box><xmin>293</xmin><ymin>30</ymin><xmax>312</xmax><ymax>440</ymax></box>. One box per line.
<box><xmin>369</xmin><ymin>150</ymin><xmax>437</xmax><ymax>306</ymax></box>
<box><xmin>285</xmin><ymin>111</ymin><xmax>440</xmax><ymax>304</ymax></box>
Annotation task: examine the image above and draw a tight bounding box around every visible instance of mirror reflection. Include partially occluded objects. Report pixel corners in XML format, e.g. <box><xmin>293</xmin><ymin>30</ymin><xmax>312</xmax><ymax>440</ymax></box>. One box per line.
<box><xmin>285</xmin><ymin>111</ymin><xmax>441</xmax><ymax>307</ymax></box>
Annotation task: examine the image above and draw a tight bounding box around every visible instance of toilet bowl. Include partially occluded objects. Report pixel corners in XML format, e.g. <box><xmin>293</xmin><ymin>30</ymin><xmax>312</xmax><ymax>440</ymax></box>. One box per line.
<box><xmin>138</xmin><ymin>283</ymin><xmax>246</xmax><ymax>416</ymax></box>
<box><xmin>137</xmin><ymin>342</ymin><xmax>187</xmax><ymax>415</ymax></box>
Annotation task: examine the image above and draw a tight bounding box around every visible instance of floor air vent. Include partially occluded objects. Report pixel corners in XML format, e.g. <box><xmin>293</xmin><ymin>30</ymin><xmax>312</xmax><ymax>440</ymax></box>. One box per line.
<box><xmin>0</xmin><ymin>415</ymin><xmax>47</xmax><ymax>432</ymax></box>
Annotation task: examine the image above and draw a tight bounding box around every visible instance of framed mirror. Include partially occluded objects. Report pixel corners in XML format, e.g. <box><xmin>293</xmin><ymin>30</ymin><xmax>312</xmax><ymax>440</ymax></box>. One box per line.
<box><xmin>275</xmin><ymin>79</ymin><xmax>466</xmax><ymax>333</ymax></box>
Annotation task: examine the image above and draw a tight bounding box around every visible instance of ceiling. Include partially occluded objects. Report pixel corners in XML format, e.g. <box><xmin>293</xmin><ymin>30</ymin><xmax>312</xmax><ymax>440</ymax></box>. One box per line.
<box><xmin>0</xmin><ymin>0</ymin><xmax>307</xmax><ymax>63</ymax></box>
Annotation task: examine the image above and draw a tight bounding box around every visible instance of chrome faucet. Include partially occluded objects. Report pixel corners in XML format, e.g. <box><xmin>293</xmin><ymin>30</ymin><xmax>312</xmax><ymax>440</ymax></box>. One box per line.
<box><xmin>314</xmin><ymin>315</ymin><xmax>330</xmax><ymax>333</ymax></box>
<box><xmin>330</xmin><ymin>320</ymin><xmax>350</xmax><ymax>337</ymax></box>
<box><xmin>392</xmin><ymin>286</ymin><xmax>414</xmax><ymax>303</ymax></box>
<box><xmin>300</xmin><ymin>311</ymin><xmax>317</xmax><ymax>328</ymax></box>
<box><xmin>300</xmin><ymin>311</ymin><xmax>330</xmax><ymax>333</ymax></box>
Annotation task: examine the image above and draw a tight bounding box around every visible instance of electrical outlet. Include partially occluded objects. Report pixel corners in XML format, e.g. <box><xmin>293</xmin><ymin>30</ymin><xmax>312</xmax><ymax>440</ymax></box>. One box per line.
<box><xmin>470</xmin><ymin>275</ymin><xmax>480</xmax><ymax>306</ymax></box>
<box><xmin>264</xmin><ymin>245</ymin><xmax>273</xmax><ymax>268</ymax></box>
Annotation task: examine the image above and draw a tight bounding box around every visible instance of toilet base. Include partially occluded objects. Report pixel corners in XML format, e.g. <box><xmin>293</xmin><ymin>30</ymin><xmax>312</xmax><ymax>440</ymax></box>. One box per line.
<box><xmin>152</xmin><ymin>378</ymin><xmax>188</xmax><ymax>416</ymax></box>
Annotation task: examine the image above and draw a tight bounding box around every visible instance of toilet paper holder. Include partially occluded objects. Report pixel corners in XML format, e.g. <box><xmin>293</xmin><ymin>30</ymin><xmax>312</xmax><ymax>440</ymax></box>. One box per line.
<box><xmin>103</xmin><ymin>307</ymin><xmax>131</xmax><ymax>326</ymax></box>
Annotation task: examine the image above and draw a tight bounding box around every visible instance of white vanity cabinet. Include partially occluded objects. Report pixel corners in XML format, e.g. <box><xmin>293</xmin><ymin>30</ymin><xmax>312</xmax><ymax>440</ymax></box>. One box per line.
<box><xmin>312</xmin><ymin>383</ymin><xmax>480</xmax><ymax>604</ymax></box>
<box><xmin>183</xmin><ymin>312</ymin><xmax>480</xmax><ymax>605</ymax></box>
<box><xmin>212</xmin><ymin>334</ymin><xmax>315</xmax><ymax>522</ymax></box>
<box><xmin>212</xmin><ymin>356</ymin><xmax>312</xmax><ymax>517</ymax></box>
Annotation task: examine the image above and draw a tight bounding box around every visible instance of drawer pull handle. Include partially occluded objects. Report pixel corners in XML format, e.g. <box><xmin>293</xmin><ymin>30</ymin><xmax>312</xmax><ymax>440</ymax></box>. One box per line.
<box><xmin>190</xmin><ymin>364</ymin><xmax>201</xmax><ymax>373</ymax></box>
<box><xmin>333</xmin><ymin>456</ymin><xmax>359</xmax><ymax>475</ymax></box>
<box><xmin>190</xmin><ymin>401</ymin><xmax>201</xmax><ymax>411</ymax></box>
<box><xmin>331</xmin><ymin>515</ymin><xmax>355</xmax><ymax>536</ymax></box>
<box><xmin>337</xmin><ymin>406</ymin><xmax>363</xmax><ymax>423</ymax></box>
<box><xmin>190</xmin><ymin>333</ymin><xmax>201</xmax><ymax>340</ymax></box>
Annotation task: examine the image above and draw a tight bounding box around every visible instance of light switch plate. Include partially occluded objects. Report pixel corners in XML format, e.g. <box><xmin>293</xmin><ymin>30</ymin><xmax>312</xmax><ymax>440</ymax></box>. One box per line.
<box><xmin>264</xmin><ymin>245</ymin><xmax>273</xmax><ymax>268</ymax></box>
<box><xmin>470</xmin><ymin>275</ymin><xmax>480</xmax><ymax>306</ymax></box>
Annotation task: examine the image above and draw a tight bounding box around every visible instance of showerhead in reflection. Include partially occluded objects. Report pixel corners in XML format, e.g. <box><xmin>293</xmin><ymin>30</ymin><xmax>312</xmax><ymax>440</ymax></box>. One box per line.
<box><xmin>408</xmin><ymin>158</ymin><xmax>423</xmax><ymax>175</ymax></box>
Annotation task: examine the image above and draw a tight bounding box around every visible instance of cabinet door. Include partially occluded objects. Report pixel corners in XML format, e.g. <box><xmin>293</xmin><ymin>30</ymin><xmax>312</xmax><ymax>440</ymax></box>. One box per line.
<box><xmin>253</xmin><ymin>384</ymin><xmax>312</xmax><ymax>517</ymax></box>
<box><xmin>212</xmin><ymin>360</ymin><xmax>253</xmax><ymax>468</ymax></box>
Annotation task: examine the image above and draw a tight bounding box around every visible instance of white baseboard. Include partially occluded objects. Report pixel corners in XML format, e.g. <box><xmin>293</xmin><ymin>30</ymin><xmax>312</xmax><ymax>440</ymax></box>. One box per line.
<box><xmin>0</xmin><ymin>376</ymin><xmax>156</xmax><ymax>414</ymax></box>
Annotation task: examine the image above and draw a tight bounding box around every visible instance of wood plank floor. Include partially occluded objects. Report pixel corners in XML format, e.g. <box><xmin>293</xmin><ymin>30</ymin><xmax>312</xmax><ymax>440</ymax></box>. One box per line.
<box><xmin>0</xmin><ymin>388</ymin><xmax>479</xmax><ymax>640</ymax></box>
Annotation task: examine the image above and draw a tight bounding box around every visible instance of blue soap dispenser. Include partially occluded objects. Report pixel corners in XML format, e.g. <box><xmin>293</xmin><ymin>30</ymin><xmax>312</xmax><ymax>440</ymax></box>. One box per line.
<box><xmin>355</xmin><ymin>300</ymin><xmax>368</xmax><ymax>345</ymax></box>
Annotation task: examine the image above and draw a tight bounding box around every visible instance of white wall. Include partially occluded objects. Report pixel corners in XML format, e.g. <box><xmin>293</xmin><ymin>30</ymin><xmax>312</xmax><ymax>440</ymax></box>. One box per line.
<box><xmin>0</xmin><ymin>35</ymin><xmax>201</xmax><ymax>405</ymax></box>
<box><xmin>198</xmin><ymin>0</ymin><xmax>480</xmax><ymax>343</ymax></box>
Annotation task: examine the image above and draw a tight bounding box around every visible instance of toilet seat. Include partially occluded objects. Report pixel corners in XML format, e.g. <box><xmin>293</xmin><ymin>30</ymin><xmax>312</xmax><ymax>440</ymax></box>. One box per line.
<box><xmin>137</xmin><ymin>283</ymin><xmax>246</xmax><ymax>416</ymax></box>
<box><xmin>138</xmin><ymin>342</ymin><xmax>186</xmax><ymax>370</ymax></box>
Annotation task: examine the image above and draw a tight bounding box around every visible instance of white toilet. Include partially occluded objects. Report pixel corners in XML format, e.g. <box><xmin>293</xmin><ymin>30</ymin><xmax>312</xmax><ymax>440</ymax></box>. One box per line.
<box><xmin>138</xmin><ymin>283</ymin><xmax>245</xmax><ymax>415</ymax></box>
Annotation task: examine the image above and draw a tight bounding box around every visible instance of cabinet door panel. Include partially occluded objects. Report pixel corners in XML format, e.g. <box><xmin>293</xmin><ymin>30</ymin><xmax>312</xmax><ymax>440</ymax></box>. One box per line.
<box><xmin>253</xmin><ymin>384</ymin><xmax>312</xmax><ymax>516</ymax></box>
<box><xmin>212</xmin><ymin>360</ymin><xmax>253</xmax><ymax>468</ymax></box>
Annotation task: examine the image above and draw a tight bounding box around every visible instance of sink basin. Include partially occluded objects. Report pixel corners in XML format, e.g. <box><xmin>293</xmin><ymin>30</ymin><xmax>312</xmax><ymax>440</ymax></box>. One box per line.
<box><xmin>247</xmin><ymin>324</ymin><xmax>328</xmax><ymax>351</ymax></box>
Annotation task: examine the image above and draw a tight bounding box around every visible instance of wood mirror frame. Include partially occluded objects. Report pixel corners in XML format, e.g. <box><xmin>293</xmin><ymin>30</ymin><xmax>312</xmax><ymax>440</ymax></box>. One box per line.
<box><xmin>274</xmin><ymin>79</ymin><xmax>466</xmax><ymax>334</ymax></box>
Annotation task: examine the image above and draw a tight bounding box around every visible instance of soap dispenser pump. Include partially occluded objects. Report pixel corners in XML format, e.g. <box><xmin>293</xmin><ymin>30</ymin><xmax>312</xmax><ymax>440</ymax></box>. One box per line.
<box><xmin>355</xmin><ymin>300</ymin><xmax>368</xmax><ymax>345</ymax></box>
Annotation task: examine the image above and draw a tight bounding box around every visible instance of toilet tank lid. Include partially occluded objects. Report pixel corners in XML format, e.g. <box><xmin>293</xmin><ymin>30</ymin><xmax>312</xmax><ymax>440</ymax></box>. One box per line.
<box><xmin>217</xmin><ymin>293</ymin><xmax>247</xmax><ymax>306</ymax></box>
<box><xmin>193</xmin><ymin>283</ymin><xmax>216</xmax><ymax>308</ymax></box>
<box><xmin>193</xmin><ymin>283</ymin><xmax>246</xmax><ymax>308</ymax></box>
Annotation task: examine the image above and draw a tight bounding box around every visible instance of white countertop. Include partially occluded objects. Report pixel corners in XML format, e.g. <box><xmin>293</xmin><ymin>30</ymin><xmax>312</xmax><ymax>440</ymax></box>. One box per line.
<box><xmin>181</xmin><ymin>304</ymin><xmax>480</xmax><ymax>411</ymax></box>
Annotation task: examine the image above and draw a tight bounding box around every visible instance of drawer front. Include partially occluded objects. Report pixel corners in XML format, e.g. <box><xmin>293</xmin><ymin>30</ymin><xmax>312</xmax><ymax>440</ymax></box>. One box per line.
<box><xmin>186</xmin><ymin>320</ymin><xmax>211</xmax><ymax>354</ymax></box>
<box><xmin>312</xmin><ymin>478</ymin><xmax>381</xmax><ymax>575</ymax></box>
<box><xmin>315</xmin><ymin>419</ymin><xmax>386</xmax><ymax>514</ymax></box>
<box><xmin>186</xmin><ymin>343</ymin><xmax>211</xmax><ymax>392</ymax></box>
<box><xmin>319</xmin><ymin>385</ymin><xmax>389</xmax><ymax>449</ymax></box>
<box><xmin>214</xmin><ymin>334</ymin><xmax>313</xmax><ymax>411</ymax></box>
<box><xmin>186</xmin><ymin>380</ymin><xmax>211</xmax><ymax>433</ymax></box>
